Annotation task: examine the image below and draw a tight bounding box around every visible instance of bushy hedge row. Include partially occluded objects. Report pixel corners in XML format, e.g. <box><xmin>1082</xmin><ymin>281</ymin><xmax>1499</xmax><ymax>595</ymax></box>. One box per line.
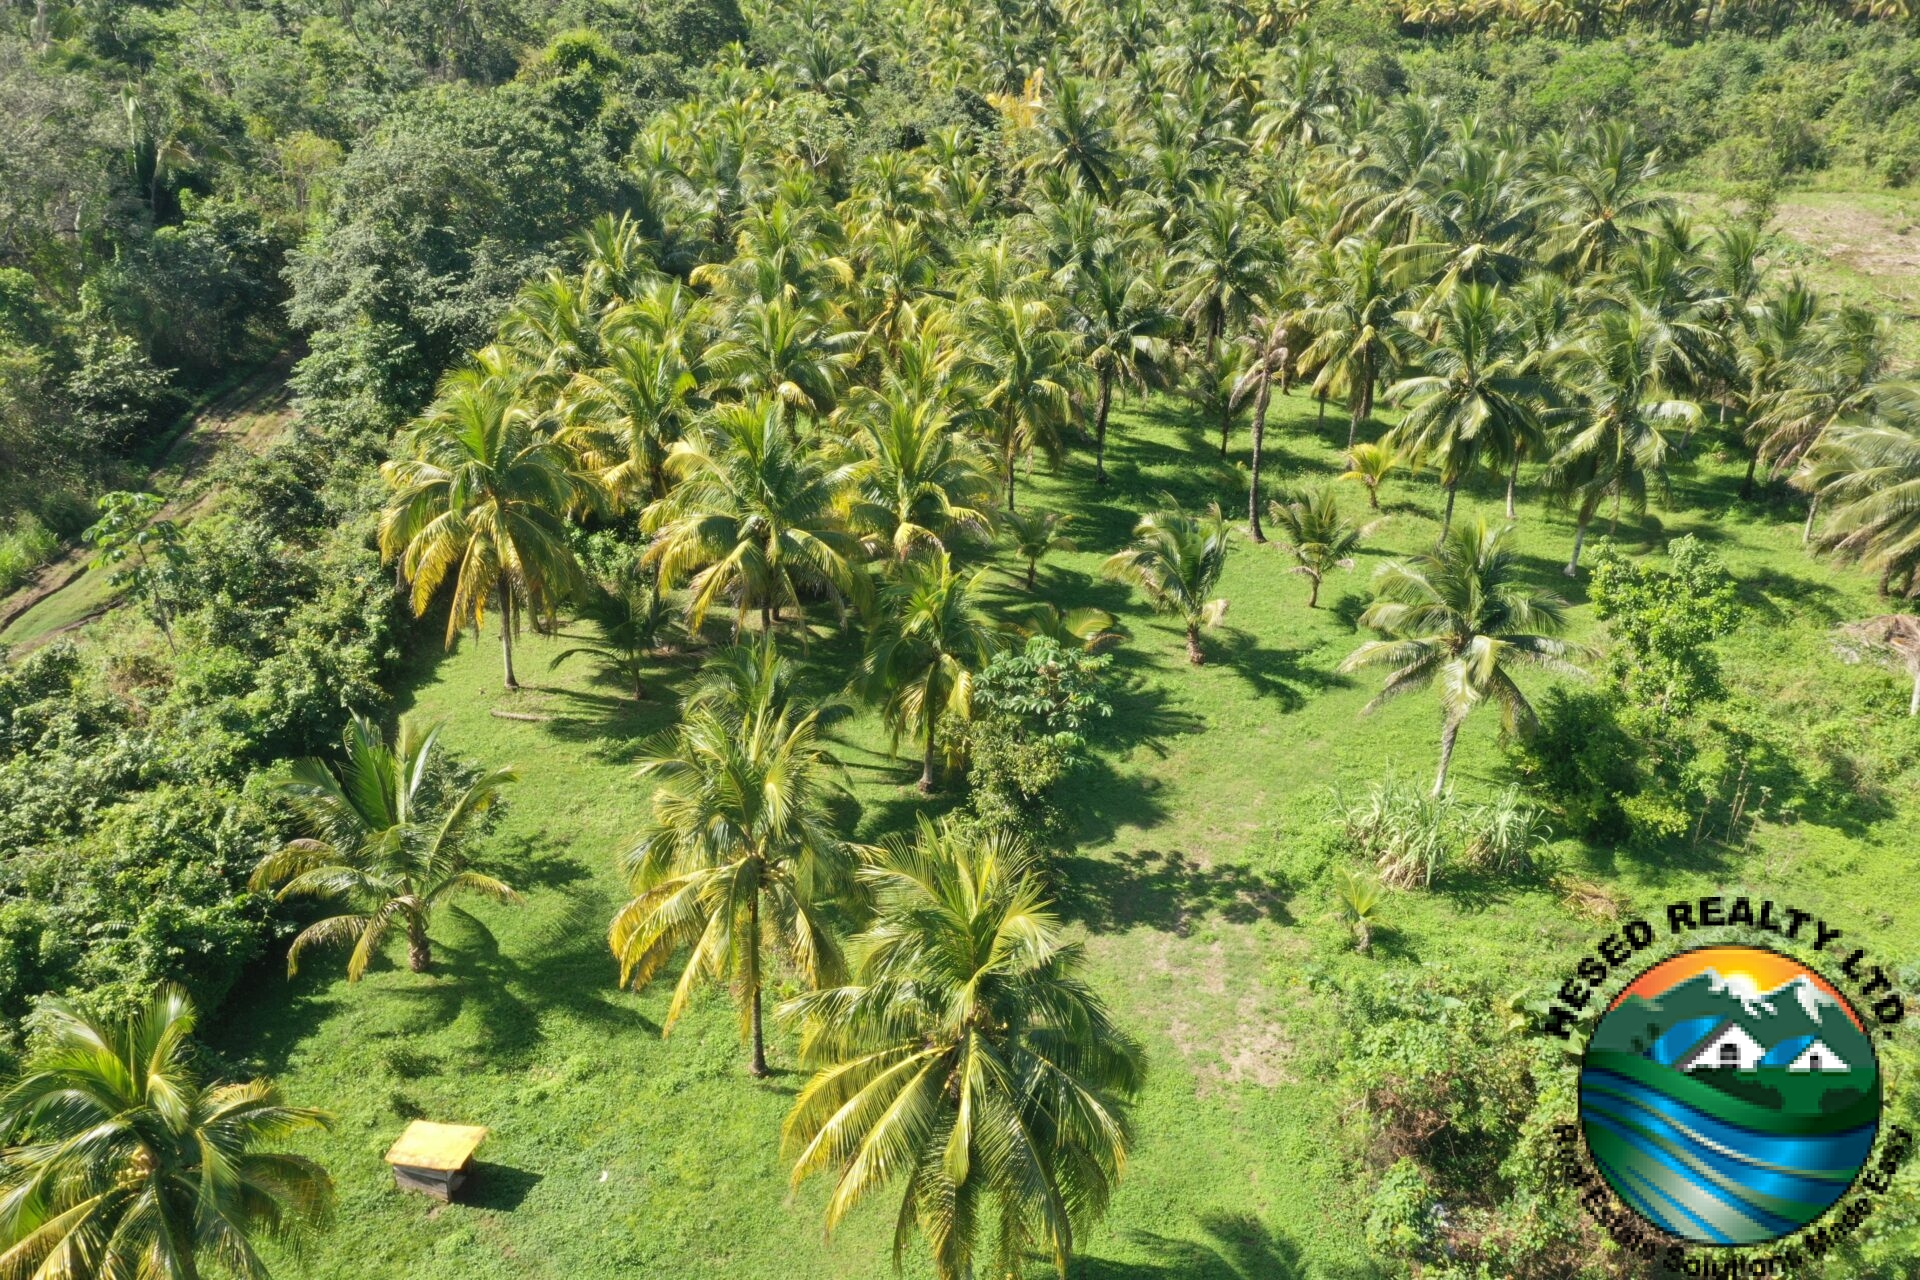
<box><xmin>0</xmin><ymin>425</ymin><xmax>399</xmax><ymax>1038</ymax></box>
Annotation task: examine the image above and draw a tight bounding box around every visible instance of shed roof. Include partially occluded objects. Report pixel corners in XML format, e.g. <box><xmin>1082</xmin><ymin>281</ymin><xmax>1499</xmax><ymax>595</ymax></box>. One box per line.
<box><xmin>384</xmin><ymin>1121</ymin><xmax>488</xmax><ymax>1172</ymax></box>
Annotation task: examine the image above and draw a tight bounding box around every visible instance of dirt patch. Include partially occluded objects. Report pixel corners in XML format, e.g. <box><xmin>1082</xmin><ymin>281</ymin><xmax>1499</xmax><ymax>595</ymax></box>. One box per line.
<box><xmin>1206</xmin><ymin>996</ymin><xmax>1295</xmax><ymax>1089</ymax></box>
<box><xmin>1770</xmin><ymin>198</ymin><xmax>1920</xmax><ymax>314</ymax></box>
<box><xmin>1145</xmin><ymin>930</ymin><xmax>1302</xmax><ymax>1094</ymax></box>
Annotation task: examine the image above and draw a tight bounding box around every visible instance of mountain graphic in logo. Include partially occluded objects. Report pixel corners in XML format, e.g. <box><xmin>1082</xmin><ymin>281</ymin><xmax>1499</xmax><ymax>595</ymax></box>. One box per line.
<box><xmin>1579</xmin><ymin>945</ymin><xmax>1881</xmax><ymax>1245</ymax></box>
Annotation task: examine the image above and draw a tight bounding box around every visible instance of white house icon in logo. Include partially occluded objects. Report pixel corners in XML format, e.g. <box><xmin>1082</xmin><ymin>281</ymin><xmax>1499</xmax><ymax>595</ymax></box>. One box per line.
<box><xmin>1674</xmin><ymin>1019</ymin><xmax>1855</xmax><ymax>1074</ymax></box>
<box><xmin>1679</xmin><ymin>1021</ymin><xmax>1766</xmax><ymax>1072</ymax></box>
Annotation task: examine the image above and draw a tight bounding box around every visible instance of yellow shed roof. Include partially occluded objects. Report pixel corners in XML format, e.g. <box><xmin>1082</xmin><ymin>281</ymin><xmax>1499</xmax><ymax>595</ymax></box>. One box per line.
<box><xmin>383</xmin><ymin>1121</ymin><xmax>488</xmax><ymax>1172</ymax></box>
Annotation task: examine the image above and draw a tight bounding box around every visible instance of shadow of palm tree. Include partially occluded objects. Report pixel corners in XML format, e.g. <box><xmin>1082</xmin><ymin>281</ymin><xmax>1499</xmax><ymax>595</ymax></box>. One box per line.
<box><xmin>1073</xmin><ymin>1212</ymin><xmax>1374</xmax><ymax>1280</ymax></box>
<box><xmin>1054</xmin><ymin>846</ymin><xmax>1292</xmax><ymax>935</ymax></box>
<box><xmin>1210</xmin><ymin>629</ymin><xmax>1350</xmax><ymax>712</ymax></box>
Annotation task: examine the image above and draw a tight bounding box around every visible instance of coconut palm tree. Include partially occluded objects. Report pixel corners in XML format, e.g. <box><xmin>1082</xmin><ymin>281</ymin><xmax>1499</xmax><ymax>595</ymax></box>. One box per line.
<box><xmin>1547</xmin><ymin>307</ymin><xmax>1699</xmax><ymax>574</ymax></box>
<box><xmin>713</xmin><ymin>297</ymin><xmax>855</xmax><ymax>427</ymax></box>
<box><xmin>862</xmin><ymin>550</ymin><xmax>1000</xmax><ymax>792</ymax></box>
<box><xmin>1002</xmin><ymin>508</ymin><xmax>1077</xmax><ymax>591</ymax></box>
<box><xmin>1340</xmin><ymin>519</ymin><xmax>1581</xmax><ymax>794</ymax></box>
<box><xmin>249</xmin><ymin>716</ymin><xmax>520</xmax><ymax>979</ymax></box>
<box><xmin>549</xmin><ymin>567</ymin><xmax>672</xmax><ymax>700</ymax></box>
<box><xmin>782</xmin><ymin>817</ymin><xmax>1144</xmax><ymax>1280</ymax></box>
<box><xmin>1802</xmin><ymin>398</ymin><xmax>1920</xmax><ymax>598</ymax></box>
<box><xmin>1071</xmin><ymin>253</ymin><xmax>1180</xmax><ymax>483</ymax></box>
<box><xmin>834</xmin><ymin>390</ymin><xmax>996</xmax><ymax>561</ymax></box>
<box><xmin>1173</xmin><ymin>189</ymin><xmax>1278</xmax><ymax>452</ymax></box>
<box><xmin>0</xmin><ymin>988</ymin><xmax>335</xmax><ymax>1280</ymax></box>
<box><xmin>1030</xmin><ymin>76</ymin><xmax>1125</xmax><ymax>197</ymax></box>
<box><xmin>965</xmin><ymin>297</ymin><xmax>1076</xmax><ymax>510</ymax></box>
<box><xmin>1233</xmin><ymin>309</ymin><xmax>1304</xmax><ymax>539</ymax></box>
<box><xmin>561</xmin><ymin>333</ymin><xmax>700</xmax><ymax>506</ymax></box>
<box><xmin>1267</xmin><ymin>485</ymin><xmax>1377</xmax><ymax>607</ymax></box>
<box><xmin>1300</xmin><ymin>236</ymin><xmax>1409</xmax><ymax>449</ymax></box>
<box><xmin>1547</xmin><ymin>122</ymin><xmax>1673</xmax><ymax>278</ymax></box>
<box><xmin>1340</xmin><ymin>441</ymin><xmax>1399</xmax><ymax>509</ymax></box>
<box><xmin>1102</xmin><ymin>501</ymin><xmax>1234</xmax><ymax>664</ymax></box>
<box><xmin>611</xmin><ymin>673</ymin><xmax>853</xmax><ymax>1077</ymax></box>
<box><xmin>1334</xmin><ymin>867</ymin><xmax>1385</xmax><ymax>954</ymax></box>
<box><xmin>643</xmin><ymin>399</ymin><xmax>863</xmax><ymax>634</ymax></box>
<box><xmin>381</xmin><ymin>369</ymin><xmax>592</xmax><ymax>690</ymax></box>
<box><xmin>1386</xmin><ymin>283</ymin><xmax>1555</xmax><ymax>535</ymax></box>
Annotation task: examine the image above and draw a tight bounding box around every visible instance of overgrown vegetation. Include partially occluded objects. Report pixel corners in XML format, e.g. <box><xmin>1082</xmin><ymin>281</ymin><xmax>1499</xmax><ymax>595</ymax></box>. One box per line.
<box><xmin>3</xmin><ymin>0</ymin><xmax>1920</xmax><ymax>1276</ymax></box>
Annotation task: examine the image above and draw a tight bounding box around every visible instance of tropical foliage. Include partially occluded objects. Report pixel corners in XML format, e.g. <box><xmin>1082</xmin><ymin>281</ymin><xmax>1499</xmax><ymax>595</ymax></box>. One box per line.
<box><xmin>0</xmin><ymin>987</ymin><xmax>334</xmax><ymax>1280</ymax></box>
<box><xmin>1341</xmin><ymin>520</ymin><xmax>1581</xmax><ymax>793</ymax></box>
<box><xmin>250</xmin><ymin>716</ymin><xmax>520</xmax><ymax>980</ymax></box>
<box><xmin>782</xmin><ymin>818</ymin><xmax>1144</xmax><ymax>1280</ymax></box>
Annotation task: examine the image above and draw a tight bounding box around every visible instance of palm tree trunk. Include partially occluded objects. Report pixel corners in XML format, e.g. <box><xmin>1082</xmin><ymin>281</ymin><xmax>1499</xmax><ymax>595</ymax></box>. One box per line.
<box><xmin>1432</xmin><ymin>716</ymin><xmax>1460</xmax><ymax>796</ymax></box>
<box><xmin>407</xmin><ymin>917</ymin><xmax>431</xmax><ymax>974</ymax></box>
<box><xmin>1441</xmin><ymin>482</ymin><xmax>1458</xmax><ymax>537</ymax></box>
<box><xmin>1004</xmin><ymin>428</ymin><xmax>1018</xmax><ymax>512</ymax></box>
<box><xmin>1094</xmin><ymin>371</ymin><xmax>1113</xmax><ymax>485</ymax></box>
<box><xmin>1910</xmin><ymin>667</ymin><xmax>1920</xmax><ymax>717</ymax></box>
<box><xmin>1505</xmin><ymin>457</ymin><xmax>1519</xmax><ymax>519</ymax></box>
<box><xmin>919</xmin><ymin>713</ymin><xmax>937</xmax><ymax>793</ymax></box>
<box><xmin>747</xmin><ymin>891</ymin><xmax>768</xmax><ymax>1077</ymax></box>
<box><xmin>1025</xmin><ymin>559</ymin><xmax>1037</xmax><ymax>592</ymax></box>
<box><xmin>499</xmin><ymin>581</ymin><xmax>519</xmax><ymax>691</ymax></box>
<box><xmin>1565</xmin><ymin>518</ymin><xmax>1588</xmax><ymax>576</ymax></box>
<box><xmin>1247</xmin><ymin>374</ymin><xmax>1272</xmax><ymax>542</ymax></box>
<box><xmin>1740</xmin><ymin>447</ymin><xmax>1758</xmax><ymax>499</ymax></box>
<box><xmin>1317</xmin><ymin>390</ymin><xmax>1327</xmax><ymax>424</ymax></box>
<box><xmin>1346</xmin><ymin>397</ymin><xmax>1362</xmax><ymax>450</ymax></box>
<box><xmin>1185</xmin><ymin>623</ymin><xmax>1204</xmax><ymax>665</ymax></box>
<box><xmin>1307</xmin><ymin>574</ymin><xmax>1321</xmax><ymax>607</ymax></box>
<box><xmin>1219</xmin><ymin>394</ymin><xmax>1232</xmax><ymax>458</ymax></box>
<box><xmin>1802</xmin><ymin>493</ymin><xmax>1819</xmax><ymax>545</ymax></box>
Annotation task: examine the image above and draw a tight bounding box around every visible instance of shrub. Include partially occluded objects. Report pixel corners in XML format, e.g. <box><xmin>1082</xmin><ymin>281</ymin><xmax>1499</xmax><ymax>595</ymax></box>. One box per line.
<box><xmin>1315</xmin><ymin>967</ymin><xmax>1613</xmax><ymax>1279</ymax></box>
<box><xmin>963</xmin><ymin>637</ymin><xmax>1114</xmax><ymax>842</ymax></box>
<box><xmin>0</xmin><ymin>513</ymin><xmax>58</xmax><ymax>594</ymax></box>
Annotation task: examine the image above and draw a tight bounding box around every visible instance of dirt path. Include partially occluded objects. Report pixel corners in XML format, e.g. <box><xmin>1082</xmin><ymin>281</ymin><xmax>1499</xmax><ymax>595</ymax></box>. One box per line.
<box><xmin>0</xmin><ymin>354</ymin><xmax>299</xmax><ymax>646</ymax></box>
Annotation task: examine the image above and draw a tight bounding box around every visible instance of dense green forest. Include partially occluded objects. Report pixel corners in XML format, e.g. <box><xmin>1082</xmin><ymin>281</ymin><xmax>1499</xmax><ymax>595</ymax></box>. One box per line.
<box><xmin>2</xmin><ymin>0</ymin><xmax>1920</xmax><ymax>1276</ymax></box>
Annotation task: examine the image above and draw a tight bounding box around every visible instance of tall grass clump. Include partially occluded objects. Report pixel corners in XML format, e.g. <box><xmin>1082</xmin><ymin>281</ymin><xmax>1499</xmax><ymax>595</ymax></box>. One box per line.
<box><xmin>0</xmin><ymin>514</ymin><xmax>58</xmax><ymax>595</ymax></box>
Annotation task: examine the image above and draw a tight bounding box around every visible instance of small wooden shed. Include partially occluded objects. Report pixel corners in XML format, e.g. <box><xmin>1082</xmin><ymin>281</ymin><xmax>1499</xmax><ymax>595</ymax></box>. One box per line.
<box><xmin>384</xmin><ymin>1121</ymin><xmax>488</xmax><ymax>1202</ymax></box>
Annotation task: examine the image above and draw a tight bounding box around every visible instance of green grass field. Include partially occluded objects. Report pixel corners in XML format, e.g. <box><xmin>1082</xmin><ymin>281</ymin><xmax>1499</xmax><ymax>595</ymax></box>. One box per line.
<box><xmin>206</xmin><ymin>391</ymin><xmax>1920</xmax><ymax>1279</ymax></box>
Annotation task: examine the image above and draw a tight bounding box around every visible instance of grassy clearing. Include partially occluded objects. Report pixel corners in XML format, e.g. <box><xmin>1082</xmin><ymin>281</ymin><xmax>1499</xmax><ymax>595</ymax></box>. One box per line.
<box><xmin>208</xmin><ymin>391</ymin><xmax>1920</xmax><ymax>1280</ymax></box>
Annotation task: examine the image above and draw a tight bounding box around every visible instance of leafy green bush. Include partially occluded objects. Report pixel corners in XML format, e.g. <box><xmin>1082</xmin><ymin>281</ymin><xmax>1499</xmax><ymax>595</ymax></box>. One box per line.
<box><xmin>1589</xmin><ymin>536</ymin><xmax>1740</xmax><ymax>718</ymax></box>
<box><xmin>1314</xmin><ymin>967</ymin><xmax>1609</xmax><ymax>1279</ymax></box>
<box><xmin>963</xmin><ymin>637</ymin><xmax>1114</xmax><ymax>842</ymax></box>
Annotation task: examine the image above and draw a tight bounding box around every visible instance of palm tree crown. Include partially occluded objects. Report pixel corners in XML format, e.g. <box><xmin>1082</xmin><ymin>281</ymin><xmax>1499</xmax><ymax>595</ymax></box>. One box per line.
<box><xmin>1340</xmin><ymin>519</ymin><xmax>1581</xmax><ymax>793</ymax></box>
<box><xmin>251</xmin><ymin>715</ymin><xmax>520</xmax><ymax>980</ymax></box>
<box><xmin>611</xmin><ymin>650</ymin><xmax>854</xmax><ymax>1076</ymax></box>
<box><xmin>1102</xmin><ymin>500</ymin><xmax>1234</xmax><ymax>664</ymax></box>
<box><xmin>0</xmin><ymin>987</ymin><xmax>334</xmax><ymax>1280</ymax></box>
<box><xmin>381</xmin><ymin>367</ymin><xmax>591</xmax><ymax>690</ymax></box>
<box><xmin>863</xmin><ymin>550</ymin><xmax>1001</xmax><ymax>792</ymax></box>
<box><xmin>1267</xmin><ymin>485</ymin><xmax>1376</xmax><ymax>607</ymax></box>
<box><xmin>782</xmin><ymin>817</ymin><xmax>1143</xmax><ymax>1280</ymax></box>
<box><xmin>644</xmin><ymin>399</ymin><xmax>863</xmax><ymax>634</ymax></box>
